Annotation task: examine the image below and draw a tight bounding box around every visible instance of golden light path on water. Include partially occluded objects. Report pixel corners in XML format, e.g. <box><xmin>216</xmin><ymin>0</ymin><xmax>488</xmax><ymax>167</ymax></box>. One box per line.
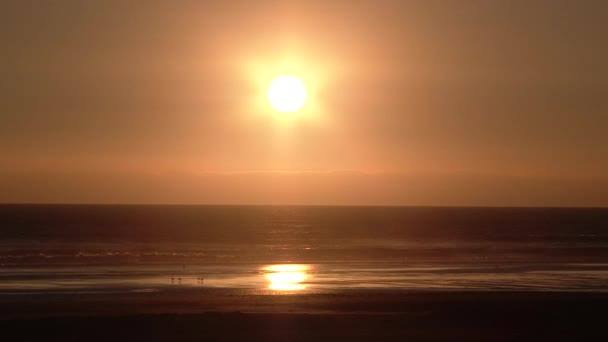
<box><xmin>263</xmin><ymin>264</ymin><xmax>310</xmax><ymax>291</ymax></box>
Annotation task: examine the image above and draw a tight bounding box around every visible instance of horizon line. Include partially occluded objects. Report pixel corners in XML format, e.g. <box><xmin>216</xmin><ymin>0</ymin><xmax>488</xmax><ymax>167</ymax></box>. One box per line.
<box><xmin>1</xmin><ymin>202</ymin><xmax>606</xmax><ymax>209</ymax></box>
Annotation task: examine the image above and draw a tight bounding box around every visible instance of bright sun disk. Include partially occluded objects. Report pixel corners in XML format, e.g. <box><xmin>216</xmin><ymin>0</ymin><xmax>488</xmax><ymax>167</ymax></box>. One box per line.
<box><xmin>267</xmin><ymin>75</ymin><xmax>308</xmax><ymax>113</ymax></box>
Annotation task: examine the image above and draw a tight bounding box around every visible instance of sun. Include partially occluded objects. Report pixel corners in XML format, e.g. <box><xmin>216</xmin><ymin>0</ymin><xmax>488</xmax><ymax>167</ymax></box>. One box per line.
<box><xmin>267</xmin><ymin>75</ymin><xmax>308</xmax><ymax>113</ymax></box>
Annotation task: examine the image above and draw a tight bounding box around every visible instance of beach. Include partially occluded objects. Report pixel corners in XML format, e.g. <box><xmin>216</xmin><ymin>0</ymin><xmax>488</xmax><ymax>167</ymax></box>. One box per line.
<box><xmin>2</xmin><ymin>290</ymin><xmax>608</xmax><ymax>340</ymax></box>
<box><xmin>2</xmin><ymin>205</ymin><xmax>608</xmax><ymax>340</ymax></box>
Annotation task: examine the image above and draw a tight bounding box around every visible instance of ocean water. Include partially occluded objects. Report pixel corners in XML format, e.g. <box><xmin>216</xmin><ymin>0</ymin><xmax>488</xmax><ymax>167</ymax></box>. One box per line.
<box><xmin>1</xmin><ymin>205</ymin><xmax>608</xmax><ymax>293</ymax></box>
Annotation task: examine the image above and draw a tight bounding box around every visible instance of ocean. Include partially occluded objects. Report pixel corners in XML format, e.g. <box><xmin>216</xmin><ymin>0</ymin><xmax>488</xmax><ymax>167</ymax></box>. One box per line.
<box><xmin>1</xmin><ymin>204</ymin><xmax>608</xmax><ymax>294</ymax></box>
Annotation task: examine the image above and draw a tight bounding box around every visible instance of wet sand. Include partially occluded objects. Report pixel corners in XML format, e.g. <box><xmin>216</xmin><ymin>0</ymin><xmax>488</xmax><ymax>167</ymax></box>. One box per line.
<box><xmin>2</xmin><ymin>290</ymin><xmax>608</xmax><ymax>340</ymax></box>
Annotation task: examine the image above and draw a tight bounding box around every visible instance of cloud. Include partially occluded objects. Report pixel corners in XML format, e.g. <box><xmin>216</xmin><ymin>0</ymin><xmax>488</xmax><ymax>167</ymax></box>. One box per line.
<box><xmin>1</xmin><ymin>169</ymin><xmax>606</xmax><ymax>207</ymax></box>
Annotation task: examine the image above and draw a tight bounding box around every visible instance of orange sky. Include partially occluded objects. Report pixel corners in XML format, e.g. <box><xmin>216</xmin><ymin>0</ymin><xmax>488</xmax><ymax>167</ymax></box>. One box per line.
<box><xmin>1</xmin><ymin>1</ymin><xmax>607</xmax><ymax>206</ymax></box>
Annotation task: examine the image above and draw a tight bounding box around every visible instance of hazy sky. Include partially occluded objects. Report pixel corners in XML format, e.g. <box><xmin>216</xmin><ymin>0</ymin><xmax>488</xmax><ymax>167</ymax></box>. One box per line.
<box><xmin>1</xmin><ymin>1</ymin><xmax>607</xmax><ymax>206</ymax></box>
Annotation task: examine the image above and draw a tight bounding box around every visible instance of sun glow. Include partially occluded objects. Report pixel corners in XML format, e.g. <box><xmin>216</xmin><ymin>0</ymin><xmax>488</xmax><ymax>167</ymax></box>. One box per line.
<box><xmin>242</xmin><ymin>56</ymin><xmax>331</xmax><ymax>122</ymax></box>
<box><xmin>267</xmin><ymin>75</ymin><xmax>308</xmax><ymax>113</ymax></box>
<box><xmin>263</xmin><ymin>264</ymin><xmax>309</xmax><ymax>291</ymax></box>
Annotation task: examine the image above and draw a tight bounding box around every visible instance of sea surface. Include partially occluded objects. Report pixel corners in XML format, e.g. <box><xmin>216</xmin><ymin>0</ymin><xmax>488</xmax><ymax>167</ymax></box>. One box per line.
<box><xmin>1</xmin><ymin>205</ymin><xmax>608</xmax><ymax>294</ymax></box>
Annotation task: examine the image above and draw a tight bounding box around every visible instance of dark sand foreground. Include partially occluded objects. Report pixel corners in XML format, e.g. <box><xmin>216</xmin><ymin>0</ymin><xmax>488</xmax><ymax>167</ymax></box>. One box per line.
<box><xmin>2</xmin><ymin>290</ymin><xmax>608</xmax><ymax>341</ymax></box>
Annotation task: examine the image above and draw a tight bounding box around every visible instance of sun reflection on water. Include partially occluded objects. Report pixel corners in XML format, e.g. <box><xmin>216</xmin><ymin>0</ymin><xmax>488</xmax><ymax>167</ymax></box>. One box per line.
<box><xmin>263</xmin><ymin>264</ymin><xmax>310</xmax><ymax>291</ymax></box>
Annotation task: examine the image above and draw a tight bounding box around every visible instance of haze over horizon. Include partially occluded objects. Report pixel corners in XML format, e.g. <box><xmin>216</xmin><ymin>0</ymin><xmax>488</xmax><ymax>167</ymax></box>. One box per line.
<box><xmin>1</xmin><ymin>1</ymin><xmax>607</xmax><ymax>206</ymax></box>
